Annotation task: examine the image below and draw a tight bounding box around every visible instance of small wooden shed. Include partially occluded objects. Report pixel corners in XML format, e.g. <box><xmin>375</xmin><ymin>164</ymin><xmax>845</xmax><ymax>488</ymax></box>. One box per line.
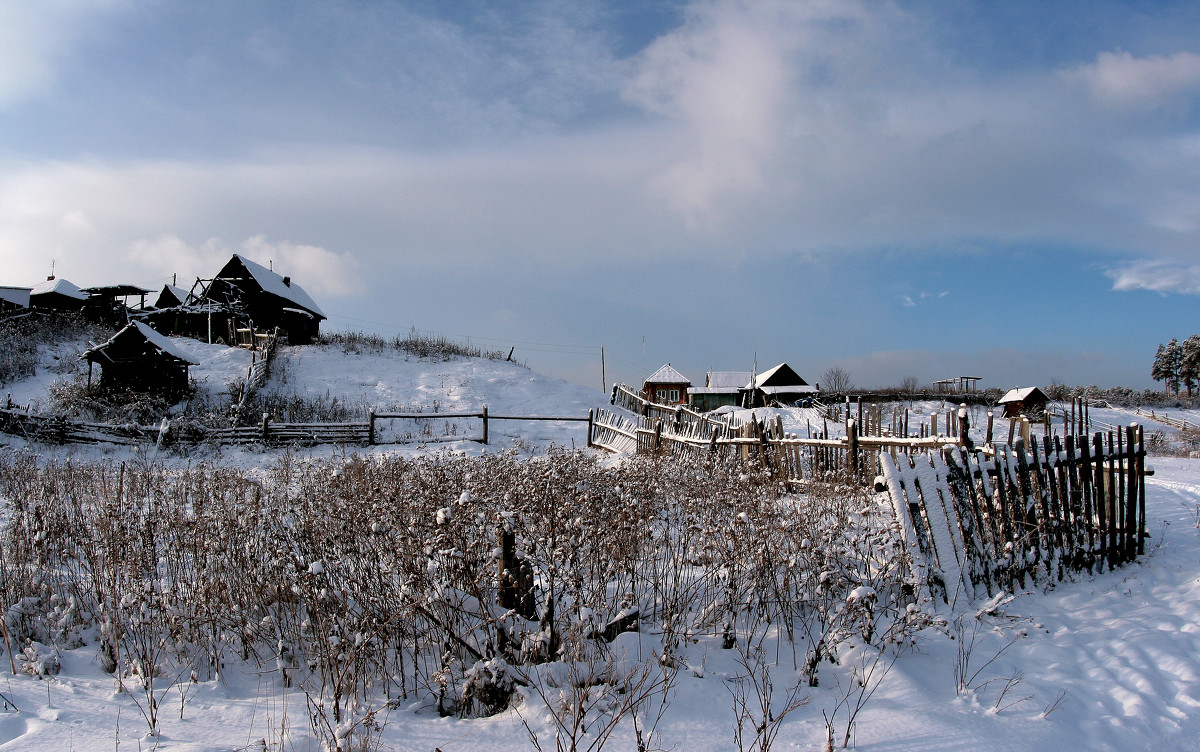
<box><xmin>83</xmin><ymin>321</ymin><xmax>199</xmax><ymax>399</ymax></box>
<box><xmin>997</xmin><ymin>386</ymin><xmax>1050</xmax><ymax>418</ymax></box>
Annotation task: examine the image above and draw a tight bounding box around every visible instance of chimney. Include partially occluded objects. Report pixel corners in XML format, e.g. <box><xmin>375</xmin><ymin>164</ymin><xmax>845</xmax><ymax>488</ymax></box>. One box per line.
<box><xmin>282</xmin><ymin>276</ymin><xmax>291</xmax><ymax>287</ymax></box>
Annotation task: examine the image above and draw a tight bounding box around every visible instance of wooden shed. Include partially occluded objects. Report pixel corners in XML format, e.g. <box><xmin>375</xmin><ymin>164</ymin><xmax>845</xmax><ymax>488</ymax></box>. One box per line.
<box><xmin>997</xmin><ymin>386</ymin><xmax>1050</xmax><ymax>418</ymax></box>
<box><xmin>643</xmin><ymin>364</ymin><xmax>691</xmax><ymax>405</ymax></box>
<box><xmin>82</xmin><ymin>321</ymin><xmax>199</xmax><ymax>399</ymax></box>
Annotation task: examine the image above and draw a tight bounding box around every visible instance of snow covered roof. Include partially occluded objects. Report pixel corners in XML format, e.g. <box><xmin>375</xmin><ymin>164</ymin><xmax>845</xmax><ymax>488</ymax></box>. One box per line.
<box><xmin>706</xmin><ymin>371</ymin><xmax>752</xmax><ymax>389</ymax></box>
<box><xmin>749</xmin><ymin>363</ymin><xmax>809</xmax><ymax>389</ymax></box>
<box><xmin>227</xmin><ymin>254</ymin><xmax>326</xmax><ymax>318</ymax></box>
<box><xmin>0</xmin><ymin>286</ymin><xmax>31</xmax><ymax>307</ymax></box>
<box><xmin>30</xmin><ymin>277</ymin><xmax>88</xmax><ymax>300</ymax></box>
<box><xmin>157</xmin><ymin>284</ymin><xmax>190</xmax><ymax>306</ymax></box>
<box><xmin>84</xmin><ymin>321</ymin><xmax>200</xmax><ymax>364</ymax></box>
<box><xmin>759</xmin><ymin>384</ymin><xmax>818</xmax><ymax>395</ymax></box>
<box><xmin>998</xmin><ymin>386</ymin><xmax>1048</xmax><ymax>404</ymax></box>
<box><xmin>644</xmin><ymin>364</ymin><xmax>690</xmax><ymax>385</ymax></box>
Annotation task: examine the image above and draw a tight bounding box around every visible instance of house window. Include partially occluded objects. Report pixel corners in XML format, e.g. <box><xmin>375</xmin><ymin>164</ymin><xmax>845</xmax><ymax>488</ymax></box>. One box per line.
<box><xmin>656</xmin><ymin>388</ymin><xmax>680</xmax><ymax>402</ymax></box>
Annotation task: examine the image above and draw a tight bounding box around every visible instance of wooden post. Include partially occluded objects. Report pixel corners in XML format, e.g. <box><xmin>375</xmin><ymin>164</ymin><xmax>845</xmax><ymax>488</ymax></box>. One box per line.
<box><xmin>653</xmin><ymin>419</ymin><xmax>663</xmax><ymax>452</ymax></box>
<box><xmin>261</xmin><ymin>412</ymin><xmax>270</xmax><ymax>442</ymax></box>
<box><xmin>481</xmin><ymin>405</ymin><xmax>489</xmax><ymax>444</ymax></box>
<box><xmin>932</xmin><ymin>413</ymin><xmax>938</xmax><ymax>437</ymax></box>
<box><xmin>846</xmin><ymin>417</ymin><xmax>859</xmax><ymax>478</ymax></box>
<box><xmin>958</xmin><ymin>404</ymin><xmax>972</xmax><ymax>448</ymax></box>
<box><xmin>368</xmin><ymin>408</ymin><xmax>376</xmax><ymax>445</ymax></box>
<box><xmin>985</xmin><ymin>411</ymin><xmax>994</xmax><ymax>445</ymax></box>
<box><xmin>586</xmin><ymin>409</ymin><xmax>594</xmax><ymax>448</ymax></box>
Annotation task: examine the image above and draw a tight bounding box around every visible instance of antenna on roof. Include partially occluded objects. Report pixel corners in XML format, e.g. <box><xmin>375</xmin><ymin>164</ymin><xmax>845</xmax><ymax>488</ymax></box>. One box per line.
<box><xmin>48</xmin><ymin>259</ymin><xmax>55</xmax><ymax>281</ymax></box>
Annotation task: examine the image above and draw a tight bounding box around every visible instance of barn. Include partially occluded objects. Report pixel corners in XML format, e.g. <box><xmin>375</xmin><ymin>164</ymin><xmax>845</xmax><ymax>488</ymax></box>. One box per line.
<box><xmin>82</xmin><ymin>321</ymin><xmax>199</xmax><ymax>399</ymax></box>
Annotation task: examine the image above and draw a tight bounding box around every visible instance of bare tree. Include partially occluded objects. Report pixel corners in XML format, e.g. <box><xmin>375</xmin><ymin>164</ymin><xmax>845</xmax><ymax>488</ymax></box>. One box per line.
<box><xmin>899</xmin><ymin>376</ymin><xmax>921</xmax><ymax>394</ymax></box>
<box><xmin>821</xmin><ymin>367</ymin><xmax>852</xmax><ymax>393</ymax></box>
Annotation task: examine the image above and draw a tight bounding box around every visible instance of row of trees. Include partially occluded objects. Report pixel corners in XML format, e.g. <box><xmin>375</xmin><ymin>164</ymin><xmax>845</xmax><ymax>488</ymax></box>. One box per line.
<box><xmin>1152</xmin><ymin>336</ymin><xmax>1200</xmax><ymax>396</ymax></box>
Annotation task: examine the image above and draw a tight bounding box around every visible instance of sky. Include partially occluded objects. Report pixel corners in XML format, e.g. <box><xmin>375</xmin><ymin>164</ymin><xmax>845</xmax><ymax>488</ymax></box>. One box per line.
<box><xmin>3</xmin><ymin>0</ymin><xmax>1200</xmax><ymax>393</ymax></box>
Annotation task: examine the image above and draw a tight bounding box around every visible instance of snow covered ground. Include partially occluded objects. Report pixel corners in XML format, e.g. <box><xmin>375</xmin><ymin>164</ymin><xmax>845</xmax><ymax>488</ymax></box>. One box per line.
<box><xmin>3</xmin><ymin>338</ymin><xmax>1200</xmax><ymax>751</ymax></box>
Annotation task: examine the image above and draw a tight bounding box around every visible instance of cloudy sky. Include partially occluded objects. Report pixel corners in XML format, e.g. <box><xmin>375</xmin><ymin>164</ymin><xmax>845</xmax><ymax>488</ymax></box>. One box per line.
<box><xmin>4</xmin><ymin>0</ymin><xmax>1200</xmax><ymax>392</ymax></box>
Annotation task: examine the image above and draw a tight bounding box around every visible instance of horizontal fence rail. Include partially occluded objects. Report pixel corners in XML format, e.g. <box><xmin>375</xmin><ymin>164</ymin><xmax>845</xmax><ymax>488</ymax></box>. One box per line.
<box><xmin>0</xmin><ymin>406</ymin><xmax>595</xmax><ymax>449</ymax></box>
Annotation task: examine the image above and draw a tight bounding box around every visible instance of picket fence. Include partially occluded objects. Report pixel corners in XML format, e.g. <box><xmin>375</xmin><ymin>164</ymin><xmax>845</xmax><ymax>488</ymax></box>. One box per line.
<box><xmin>882</xmin><ymin>427</ymin><xmax>1146</xmax><ymax>602</ymax></box>
<box><xmin>591</xmin><ymin>402</ymin><xmax>1149</xmax><ymax>603</ymax></box>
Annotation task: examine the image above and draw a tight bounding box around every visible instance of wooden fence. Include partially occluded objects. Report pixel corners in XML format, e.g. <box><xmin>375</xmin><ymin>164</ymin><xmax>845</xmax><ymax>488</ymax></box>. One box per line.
<box><xmin>0</xmin><ymin>406</ymin><xmax>594</xmax><ymax>449</ymax></box>
<box><xmin>881</xmin><ymin>426</ymin><xmax>1146</xmax><ymax>603</ymax></box>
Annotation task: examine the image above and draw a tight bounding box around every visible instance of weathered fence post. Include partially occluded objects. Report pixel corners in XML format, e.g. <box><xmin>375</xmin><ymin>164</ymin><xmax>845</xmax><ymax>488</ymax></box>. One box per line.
<box><xmin>481</xmin><ymin>405</ymin><xmax>489</xmax><ymax>445</ymax></box>
<box><xmin>586</xmin><ymin>409</ymin><xmax>594</xmax><ymax>448</ymax></box>
<box><xmin>847</xmin><ymin>417</ymin><xmax>859</xmax><ymax>478</ymax></box>
<box><xmin>261</xmin><ymin>412</ymin><xmax>270</xmax><ymax>442</ymax></box>
<box><xmin>958</xmin><ymin>404</ymin><xmax>972</xmax><ymax>449</ymax></box>
<box><xmin>368</xmin><ymin>408</ymin><xmax>376</xmax><ymax>445</ymax></box>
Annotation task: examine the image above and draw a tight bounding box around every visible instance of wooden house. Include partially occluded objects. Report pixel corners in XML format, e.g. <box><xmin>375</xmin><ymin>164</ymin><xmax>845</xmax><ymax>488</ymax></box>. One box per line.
<box><xmin>741</xmin><ymin>363</ymin><xmax>818</xmax><ymax>408</ymax></box>
<box><xmin>29</xmin><ymin>277</ymin><xmax>88</xmax><ymax>313</ymax></box>
<box><xmin>0</xmin><ymin>287</ymin><xmax>31</xmax><ymax>319</ymax></box>
<box><xmin>196</xmin><ymin>255</ymin><xmax>326</xmax><ymax>344</ymax></box>
<box><xmin>82</xmin><ymin>321</ymin><xmax>199</xmax><ymax>399</ymax></box>
<box><xmin>997</xmin><ymin>386</ymin><xmax>1050</xmax><ymax>418</ymax></box>
<box><xmin>642</xmin><ymin>364</ymin><xmax>691</xmax><ymax>405</ymax></box>
<box><xmin>688</xmin><ymin>371</ymin><xmax>751</xmax><ymax>412</ymax></box>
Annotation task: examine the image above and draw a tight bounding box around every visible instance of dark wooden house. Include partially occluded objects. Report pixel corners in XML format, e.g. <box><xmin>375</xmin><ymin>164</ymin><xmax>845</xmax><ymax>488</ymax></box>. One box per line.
<box><xmin>741</xmin><ymin>363</ymin><xmax>818</xmax><ymax>408</ymax></box>
<box><xmin>29</xmin><ymin>277</ymin><xmax>88</xmax><ymax>313</ymax></box>
<box><xmin>195</xmin><ymin>255</ymin><xmax>326</xmax><ymax>344</ymax></box>
<box><xmin>82</xmin><ymin>321</ymin><xmax>199</xmax><ymax>399</ymax></box>
<box><xmin>997</xmin><ymin>386</ymin><xmax>1050</xmax><ymax>418</ymax></box>
<box><xmin>643</xmin><ymin>364</ymin><xmax>691</xmax><ymax>405</ymax></box>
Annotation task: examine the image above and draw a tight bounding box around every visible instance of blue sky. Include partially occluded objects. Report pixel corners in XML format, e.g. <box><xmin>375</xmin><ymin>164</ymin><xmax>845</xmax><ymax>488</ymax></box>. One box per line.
<box><xmin>3</xmin><ymin>0</ymin><xmax>1200</xmax><ymax>392</ymax></box>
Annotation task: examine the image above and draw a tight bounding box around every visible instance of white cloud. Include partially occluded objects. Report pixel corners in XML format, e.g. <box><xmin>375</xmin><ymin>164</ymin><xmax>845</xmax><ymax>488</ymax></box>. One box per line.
<box><xmin>1064</xmin><ymin>50</ymin><xmax>1200</xmax><ymax>110</ymax></box>
<box><xmin>1107</xmin><ymin>259</ymin><xmax>1200</xmax><ymax>296</ymax></box>
<box><xmin>0</xmin><ymin>1</ymin><xmax>129</xmax><ymax>106</ymax></box>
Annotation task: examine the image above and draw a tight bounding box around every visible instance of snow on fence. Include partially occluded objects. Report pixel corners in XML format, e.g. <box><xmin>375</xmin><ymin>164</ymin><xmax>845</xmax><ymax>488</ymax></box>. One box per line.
<box><xmin>882</xmin><ymin>427</ymin><xmax>1147</xmax><ymax>603</ymax></box>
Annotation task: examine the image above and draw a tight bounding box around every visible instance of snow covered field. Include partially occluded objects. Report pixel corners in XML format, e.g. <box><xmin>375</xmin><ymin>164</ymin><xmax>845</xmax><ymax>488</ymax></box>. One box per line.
<box><xmin>2</xmin><ymin>338</ymin><xmax>1200</xmax><ymax>751</ymax></box>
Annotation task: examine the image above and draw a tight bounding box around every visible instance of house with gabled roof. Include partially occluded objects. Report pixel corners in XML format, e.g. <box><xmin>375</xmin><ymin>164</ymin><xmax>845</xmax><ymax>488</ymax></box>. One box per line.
<box><xmin>642</xmin><ymin>363</ymin><xmax>691</xmax><ymax>405</ymax></box>
<box><xmin>82</xmin><ymin>321</ymin><xmax>199</xmax><ymax>399</ymax></box>
<box><xmin>29</xmin><ymin>277</ymin><xmax>88</xmax><ymax>313</ymax></box>
<box><xmin>741</xmin><ymin>363</ymin><xmax>818</xmax><ymax>408</ymax></box>
<box><xmin>197</xmin><ymin>255</ymin><xmax>327</xmax><ymax>344</ymax></box>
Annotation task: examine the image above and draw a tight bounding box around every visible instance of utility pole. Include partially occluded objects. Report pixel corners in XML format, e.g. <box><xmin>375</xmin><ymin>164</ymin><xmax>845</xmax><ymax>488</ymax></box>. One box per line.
<box><xmin>601</xmin><ymin>345</ymin><xmax>606</xmax><ymax>393</ymax></box>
